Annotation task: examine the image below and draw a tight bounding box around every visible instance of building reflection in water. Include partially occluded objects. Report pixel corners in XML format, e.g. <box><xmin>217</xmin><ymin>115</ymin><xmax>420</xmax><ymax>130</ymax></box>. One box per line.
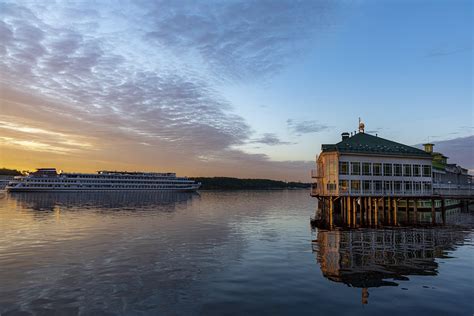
<box><xmin>8</xmin><ymin>191</ymin><xmax>197</xmax><ymax>213</ymax></box>
<box><xmin>311</xmin><ymin>207</ymin><xmax>471</xmax><ymax>305</ymax></box>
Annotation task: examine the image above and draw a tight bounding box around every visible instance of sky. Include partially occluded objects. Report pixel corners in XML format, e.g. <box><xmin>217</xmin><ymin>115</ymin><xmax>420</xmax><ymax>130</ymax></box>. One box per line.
<box><xmin>0</xmin><ymin>0</ymin><xmax>472</xmax><ymax>181</ymax></box>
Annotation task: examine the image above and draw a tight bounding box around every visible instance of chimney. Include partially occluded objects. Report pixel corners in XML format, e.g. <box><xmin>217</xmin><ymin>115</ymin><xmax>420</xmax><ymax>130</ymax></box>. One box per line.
<box><xmin>341</xmin><ymin>132</ymin><xmax>350</xmax><ymax>141</ymax></box>
<box><xmin>423</xmin><ymin>143</ymin><xmax>434</xmax><ymax>153</ymax></box>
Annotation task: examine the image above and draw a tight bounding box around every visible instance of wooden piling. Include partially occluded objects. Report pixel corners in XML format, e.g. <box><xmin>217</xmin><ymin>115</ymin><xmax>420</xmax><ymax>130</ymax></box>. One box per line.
<box><xmin>353</xmin><ymin>197</ymin><xmax>357</xmax><ymax>227</ymax></box>
<box><xmin>431</xmin><ymin>199</ymin><xmax>436</xmax><ymax>225</ymax></box>
<box><xmin>368</xmin><ymin>197</ymin><xmax>372</xmax><ymax>226</ymax></box>
<box><xmin>393</xmin><ymin>198</ymin><xmax>398</xmax><ymax>226</ymax></box>
<box><xmin>347</xmin><ymin>196</ymin><xmax>351</xmax><ymax>227</ymax></box>
<box><xmin>329</xmin><ymin>197</ymin><xmax>333</xmax><ymax>228</ymax></box>
<box><xmin>374</xmin><ymin>198</ymin><xmax>378</xmax><ymax>226</ymax></box>
<box><xmin>405</xmin><ymin>198</ymin><xmax>409</xmax><ymax>223</ymax></box>
<box><xmin>363</xmin><ymin>197</ymin><xmax>367</xmax><ymax>225</ymax></box>
<box><xmin>441</xmin><ymin>199</ymin><xmax>446</xmax><ymax>225</ymax></box>
<box><xmin>387</xmin><ymin>197</ymin><xmax>392</xmax><ymax>225</ymax></box>
<box><xmin>413</xmin><ymin>199</ymin><xmax>418</xmax><ymax>224</ymax></box>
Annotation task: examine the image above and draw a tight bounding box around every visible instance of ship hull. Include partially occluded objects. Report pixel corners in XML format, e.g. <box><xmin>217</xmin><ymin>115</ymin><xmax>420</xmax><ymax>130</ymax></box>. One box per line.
<box><xmin>6</xmin><ymin>187</ymin><xmax>200</xmax><ymax>193</ymax></box>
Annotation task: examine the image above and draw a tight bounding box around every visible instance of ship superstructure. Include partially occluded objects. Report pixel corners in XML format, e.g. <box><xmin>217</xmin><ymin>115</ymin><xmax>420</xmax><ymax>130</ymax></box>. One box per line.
<box><xmin>6</xmin><ymin>168</ymin><xmax>201</xmax><ymax>192</ymax></box>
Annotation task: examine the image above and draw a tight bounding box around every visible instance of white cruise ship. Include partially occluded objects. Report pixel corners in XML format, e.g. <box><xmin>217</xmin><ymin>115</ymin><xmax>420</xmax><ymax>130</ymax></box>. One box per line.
<box><xmin>6</xmin><ymin>168</ymin><xmax>201</xmax><ymax>192</ymax></box>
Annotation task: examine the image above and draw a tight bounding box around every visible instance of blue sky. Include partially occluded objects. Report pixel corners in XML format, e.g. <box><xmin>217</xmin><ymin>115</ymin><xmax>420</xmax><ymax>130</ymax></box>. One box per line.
<box><xmin>0</xmin><ymin>0</ymin><xmax>472</xmax><ymax>180</ymax></box>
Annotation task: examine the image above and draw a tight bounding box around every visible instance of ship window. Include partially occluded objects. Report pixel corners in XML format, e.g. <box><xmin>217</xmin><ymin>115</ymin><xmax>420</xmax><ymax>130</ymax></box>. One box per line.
<box><xmin>351</xmin><ymin>162</ymin><xmax>360</xmax><ymax>175</ymax></box>
<box><xmin>362</xmin><ymin>163</ymin><xmax>371</xmax><ymax>176</ymax></box>
<box><xmin>383</xmin><ymin>164</ymin><xmax>392</xmax><ymax>176</ymax></box>
<box><xmin>403</xmin><ymin>164</ymin><xmax>412</xmax><ymax>177</ymax></box>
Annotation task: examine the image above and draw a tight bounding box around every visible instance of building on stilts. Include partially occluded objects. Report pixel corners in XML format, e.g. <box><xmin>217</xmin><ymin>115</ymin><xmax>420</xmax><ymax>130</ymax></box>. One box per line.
<box><xmin>310</xmin><ymin>119</ymin><xmax>473</xmax><ymax>227</ymax></box>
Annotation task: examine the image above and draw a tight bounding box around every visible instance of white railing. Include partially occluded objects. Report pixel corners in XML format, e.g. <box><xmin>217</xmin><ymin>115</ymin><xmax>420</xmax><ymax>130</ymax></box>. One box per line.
<box><xmin>311</xmin><ymin>183</ymin><xmax>473</xmax><ymax>197</ymax></box>
<box><xmin>433</xmin><ymin>184</ymin><xmax>473</xmax><ymax>197</ymax></box>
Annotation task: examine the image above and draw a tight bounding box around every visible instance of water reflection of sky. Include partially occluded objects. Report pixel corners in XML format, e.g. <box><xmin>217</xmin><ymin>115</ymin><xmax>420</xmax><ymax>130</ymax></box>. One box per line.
<box><xmin>0</xmin><ymin>191</ymin><xmax>472</xmax><ymax>315</ymax></box>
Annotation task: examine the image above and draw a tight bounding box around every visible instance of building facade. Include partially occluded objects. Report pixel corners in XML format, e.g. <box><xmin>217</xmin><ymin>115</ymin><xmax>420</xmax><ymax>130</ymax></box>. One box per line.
<box><xmin>312</xmin><ymin>130</ymin><xmax>433</xmax><ymax>197</ymax></box>
<box><xmin>312</xmin><ymin>126</ymin><xmax>472</xmax><ymax>199</ymax></box>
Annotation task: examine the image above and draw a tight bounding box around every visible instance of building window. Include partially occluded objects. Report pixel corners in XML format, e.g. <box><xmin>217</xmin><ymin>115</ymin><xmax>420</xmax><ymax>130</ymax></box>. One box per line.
<box><xmin>414</xmin><ymin>182</ymin><xmax>421</xmax><ymax>192</ymax></box>
<box><xmin>351</xmin><ymin>162</ymin><xmax>361</xmax><ymax>175</ymax></box>
<box><xmin>394</xmin><ymin>181</ymin><xmax>402</xmax><ymax>193</ymax></box>
<box><xmin>339</xmin><ymin>180</ymin><xmax>348</xmax><ymax>193</ymax></box>
<box><xmin>423</xmin><ymin>165</ymin><xmax>432</xmax><ymax>177</ymax></box>
<box><xmin>362</xmin><ymin>180</ymin><xmax>371</xmax><ymax>193</ymax></box>
<box><xmin>373</xmin><ymin>163</ymin><xmax>382</xmax><ymax>176</ymax></box>
<box><xmin>383</xmin><ymin>163</ymin><xmax>392</xmax><ymax>176</ymax></box>
<box><xmin>403</xmin><ymin>164</ymin><xmax>412</xmax><ymax>177</ymax></box>
<box><xmin>362</xmin><ymin>162</ymin><xmax>371</xmax><ymax>175</ymax></box>
<box><xmin>339</xmin><ymin>161</ymin><xmax>349</xmax><ymax>175</ymax></box>
<box><xmin>351</xmin><ymin>180</ymin><xmax>361</xmax><ymax>192</ymax></box>
<box><xmin>413</xmin><ymin>165</ymin><xmax>421</xmax><ymax>177</ymax></box>
<box><xmin>404</xmin><ymin>181</ymin><xmax>412</xmax><ymax>193</ymax></box>
<box><xmin>327</xmin><ymin>183</ymin><xmax>336</xmax><ymax>191</ymax></box>
<box><xmin>423</xmin><ymin>182</ymin><xmax>432</xmax><ymax>192</ymax></box>
<box><xmin>384</xmin><ymin>181</ymin><xmax>392</xmax><ymax>194</ymax></box>
<box><xmin>394</xmin><ymin>164</ymin><xmax>402</xmax><ymax>176</ymax></box>
<box><xmin>373</xmin><ymin>180</ymin><xmax>382</xmax><ymax>192</ymax></box>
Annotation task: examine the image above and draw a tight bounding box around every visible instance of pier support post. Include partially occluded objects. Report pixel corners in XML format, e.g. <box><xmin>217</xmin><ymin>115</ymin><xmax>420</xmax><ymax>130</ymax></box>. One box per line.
<box><xmin>413</xmin><ymin>199</ymin><xmax>418</xmax><ymax>224</ymax></box>
<box><xmin>387</xmin><ymin>197</ymin><xmax>392</xmax><ymax>225</ymax></box>
<box><xmin>368</xmin><ymin>197</ymin><xmax>372</xmax><ymax>226</ymax></box>
<box><xmin>374</xmin><ymin>198</ymin><xmax>378</xmax><ymax>226</ymax></box>
<box><xmin>341</xmin><ymin>198</ymin><xmax>345</xmax><ymax>221</ymax></box>
<box><xmin>393</xmin><ymin>198</ymin><xmax>398</xmax><ymax>226</ymax></box>
<box><xmin>329</xmin><ymin>197</ymin><xmax>333</xmax><ymax>228</ymax></box>
<box><xmin>363</xmin><ymin>197</ymin><xmax>367</xmax><ymax>225</ymax></box>
<box><xmin>380</xmin><ymin>197</ymin><xmax>385</xmax><ymax>223</ymax></box>
<box><xmin>441</xmin><ymin>199</ymin><xmax>446</xmax><ymax>225</ymax></box>
<box><xmin>353</xmin><ymin>197</ymin><xmax>357</xmax><ymax>227</ymax></box>
<box><xmin>405</xmin><ymin>198</ymin><xmax>409</xmax><ymax>223</ymax></box>
<box><xmin>431</xmin><ymin>199</ymin><xmax>436</xmax><ymax>225</ymax></box>
<box><xmin>347</xmin><ymin>197</ymin><xmax>351</xmax><ymax>227</ymax></box>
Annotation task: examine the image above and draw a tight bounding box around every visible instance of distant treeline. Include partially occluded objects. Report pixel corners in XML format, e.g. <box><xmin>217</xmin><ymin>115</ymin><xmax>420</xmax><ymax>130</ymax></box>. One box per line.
<box><xmin>0</xmin><ymin>168</ymin><xmax>23</xmax><ymax>176</ymax></box>
<box><xmin>190</xmin><ymin>177</ymin><xmax>311</xmax><ymax>190</ymax></box>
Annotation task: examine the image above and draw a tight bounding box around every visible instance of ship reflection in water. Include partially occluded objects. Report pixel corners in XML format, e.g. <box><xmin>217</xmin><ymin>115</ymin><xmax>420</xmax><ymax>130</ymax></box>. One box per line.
<box><xmin>311</xmin><ymin>206</ymin><xmax>472</xmax><ymax>305</ymax></box>
<box><xmin>8</xmin><ymin>191</ymin><xmax>197</xmax><ymax>213</ymax></box>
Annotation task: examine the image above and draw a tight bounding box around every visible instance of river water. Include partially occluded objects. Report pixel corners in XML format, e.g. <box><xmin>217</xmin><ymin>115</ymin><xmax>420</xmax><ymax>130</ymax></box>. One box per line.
<box><xmin>0</xmin><ymin>190</ymin><xmax>472</xmax><ymax>315</ymax></box>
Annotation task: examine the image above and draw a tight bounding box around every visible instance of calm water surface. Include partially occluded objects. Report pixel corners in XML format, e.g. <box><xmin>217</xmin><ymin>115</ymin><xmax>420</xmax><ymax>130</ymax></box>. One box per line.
<box><xmin>0</xmin><ymin>190</ymin><xmax>472</xmax><ymax>315</ymax></box>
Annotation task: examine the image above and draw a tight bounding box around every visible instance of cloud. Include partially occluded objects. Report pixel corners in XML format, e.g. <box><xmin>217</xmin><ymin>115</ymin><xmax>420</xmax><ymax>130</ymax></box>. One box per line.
<box><xmin>249</xmin><ymin>133</ymin><xmax>293</xmax><ymax>146</ymax></box>
<box><xmin>142</xmin><ymin>0</ymin><xmax>334</xmax><ymax>80</ymax></box>
<box><xmin>287</xmin><ymin>119</ymin><xmax>331</xmax><ymax>135</ymax></box>
<box><xmin>426</xmin><ymin>136</ymin><xmax>474</xmax><ymax>172</ymax></box>
<box><xmin>0</xmin><ymin>1</ymin><xmax>334</xmax><ymax>180</ymax></box>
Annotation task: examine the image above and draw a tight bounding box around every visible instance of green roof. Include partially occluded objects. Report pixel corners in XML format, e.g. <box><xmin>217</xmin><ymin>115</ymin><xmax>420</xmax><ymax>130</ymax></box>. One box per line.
<box><xmin>321</xmin><ymin>133</ymin><xmax>432</xmax><ymax>158</ymax></box>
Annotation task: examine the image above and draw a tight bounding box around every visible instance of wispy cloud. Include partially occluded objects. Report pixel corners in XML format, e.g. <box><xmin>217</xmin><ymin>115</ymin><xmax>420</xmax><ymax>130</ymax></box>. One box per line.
<box><xmin>417</xmin><ymin>136</ymin><xmax>474</xmax><ymax>173</ymax></box>
<box><xmin>0</xmin><ymin>1</ymin><xmax>334</xmax><ymax>180</ymax></box>
<box><xmin>287</xmin><ymin>119</ymin><xmax>331</xmax><ymax>135</ymax></box>
<box><xmin>249</xmin><ymin>133</ymin><xmax>293</xmax><ymax>146</ymax></box>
